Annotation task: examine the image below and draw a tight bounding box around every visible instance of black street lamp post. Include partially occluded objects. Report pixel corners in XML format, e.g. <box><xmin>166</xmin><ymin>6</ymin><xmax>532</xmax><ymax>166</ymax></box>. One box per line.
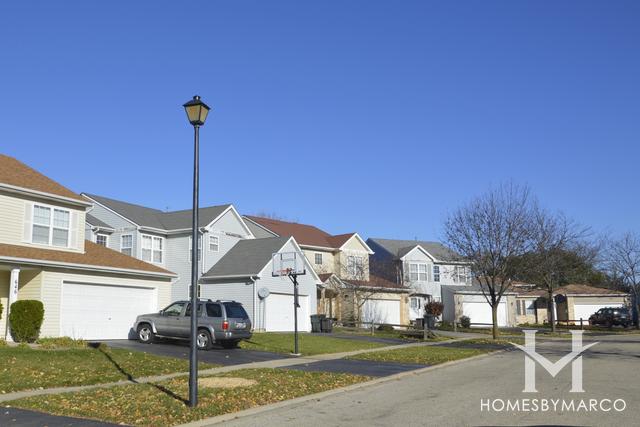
<box><xmin>183</xmin><ymin>95</ymin><xmax>210</xmax><ymax>408</ymax></box>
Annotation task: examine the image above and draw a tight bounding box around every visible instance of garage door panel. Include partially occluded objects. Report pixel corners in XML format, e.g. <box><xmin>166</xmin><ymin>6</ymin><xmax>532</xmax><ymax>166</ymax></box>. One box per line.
<box><xmin>61</xmin><ymin>282</ymin><xmax>156</xmax><ymax>340</ymax></box>
<box><xmin>362</xmin><ymin>299</ymin><xmax>401</xmax><ymax>325</ymax></box>
<box><xmin>574</xmin><ymin>303</ymin><xmax>624</xmax><ymax>322</ymax></box>
<box><xmin>265</xmin><ymin>293</ymin><xmax>310</xmax><ymax>332</ymax></box>
<box><xmin>462</xmin><ymin>301</ymin><xmax>507</xmax><ymax>327</ymax></box>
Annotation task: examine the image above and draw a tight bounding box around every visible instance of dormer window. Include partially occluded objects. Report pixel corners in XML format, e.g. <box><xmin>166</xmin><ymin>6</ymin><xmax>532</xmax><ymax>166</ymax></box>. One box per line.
<box><xmin>32</xmin><ymin>204</ymin><xmax>70</xmax><ymax>247</ymax></box>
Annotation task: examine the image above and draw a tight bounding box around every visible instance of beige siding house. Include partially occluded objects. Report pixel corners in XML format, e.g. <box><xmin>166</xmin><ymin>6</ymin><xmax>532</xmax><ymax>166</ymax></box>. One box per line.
<box><xmin>0</xmin><ymin>155</ymin><xmax>175</xmax><ymax>340</ymax></box>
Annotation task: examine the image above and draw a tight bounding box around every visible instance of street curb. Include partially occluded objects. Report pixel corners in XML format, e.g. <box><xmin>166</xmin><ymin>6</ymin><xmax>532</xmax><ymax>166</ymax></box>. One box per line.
<box><xmin>175</xmin><ymin>348</ymin><xmax>508</xmax><ymax>427</ymax></box>
<box><xmin>0</xmin><ymin>338</ymin><xmax>471</xmax><ymax>403</ymax></box>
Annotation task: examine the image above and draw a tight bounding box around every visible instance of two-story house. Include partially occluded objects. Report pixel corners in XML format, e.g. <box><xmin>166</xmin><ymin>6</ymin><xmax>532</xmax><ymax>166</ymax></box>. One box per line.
<box><xmin>0</xmin><ymin>155</ymin><xmax>175</xmax><ymax>340</ymax></box>
<box><xmin>367</xmin><ymin>238</ymin><xmax>473</xmax><ymax>322</ymax></box>
<box><xmin>243</xmin><ymin>216</ymin><xmax>411</xmax><ymax>326</ymax></box>
<box><xmin>82</xmin><ymin>194</ymin><xmax>255</xmax><ymax>301</ymax></box>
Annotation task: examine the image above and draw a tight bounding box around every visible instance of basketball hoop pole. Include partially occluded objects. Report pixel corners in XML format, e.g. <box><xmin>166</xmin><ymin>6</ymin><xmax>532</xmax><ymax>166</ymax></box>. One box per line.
<box><xmin>288</xmin><ymin>272</ymin><xmax>300</xmax><ymax>355</ymax></box>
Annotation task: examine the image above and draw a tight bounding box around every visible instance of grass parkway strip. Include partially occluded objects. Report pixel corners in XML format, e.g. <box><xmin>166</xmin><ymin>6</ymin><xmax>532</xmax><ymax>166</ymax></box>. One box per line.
<box><xmin>4</xmin><ymin>338</ymin><xmax>513</xmax><ymax>426</ymax></box>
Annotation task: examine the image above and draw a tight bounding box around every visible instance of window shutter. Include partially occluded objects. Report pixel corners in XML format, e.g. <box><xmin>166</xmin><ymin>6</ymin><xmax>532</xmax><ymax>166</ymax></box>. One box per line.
<box><xmin>23</xmin><ymin>202</ymin><xmax>33</xmax><ymax>242</ymax></box>
<box><xmin>428</xmin><ymin>264</ymin><xmax>432</xmax><ymax>282</ymax></box>
<box><xmin>69</xmin><ymin>211</ymin><xmax>78</xmax><ymax>249</ymax></box>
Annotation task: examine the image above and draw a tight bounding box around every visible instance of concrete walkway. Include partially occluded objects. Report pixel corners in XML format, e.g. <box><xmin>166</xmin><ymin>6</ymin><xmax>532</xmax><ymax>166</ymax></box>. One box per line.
<box><xmin>0</xmin><ymin>338</ymin><xmax>466</xmax><ymax>404</ymax></box>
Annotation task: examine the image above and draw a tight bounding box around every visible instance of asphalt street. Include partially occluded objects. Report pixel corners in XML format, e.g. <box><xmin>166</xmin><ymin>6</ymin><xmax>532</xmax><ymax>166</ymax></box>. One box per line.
<box><xmin>218</xmin><ymin>334</ymin><xmax>640</xmax><ymax>427</ymax></box>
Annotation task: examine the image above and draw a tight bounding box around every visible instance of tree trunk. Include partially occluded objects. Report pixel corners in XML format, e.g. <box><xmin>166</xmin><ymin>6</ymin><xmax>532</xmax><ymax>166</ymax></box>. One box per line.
<box><xmin>548</xmin><ymin>289</ymin><xmax>556</xmax><ymax>333</ymax></box>
<box><xmin>491</xmin><ymin>304</ymin><xmax>498</xmax><ymax>339</ymax></box>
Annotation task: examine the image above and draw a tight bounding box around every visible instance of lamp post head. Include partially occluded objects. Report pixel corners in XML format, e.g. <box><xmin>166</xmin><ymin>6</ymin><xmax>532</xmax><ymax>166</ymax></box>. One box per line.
<box><xmin>183</xmin><ymin>95</ymin><xmax>211</xmax><ymax>126</ymax></box>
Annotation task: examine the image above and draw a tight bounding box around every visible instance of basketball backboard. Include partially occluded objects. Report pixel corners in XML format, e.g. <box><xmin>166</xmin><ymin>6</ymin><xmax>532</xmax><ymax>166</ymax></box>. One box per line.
<box><xmin>272</xmin><ymin>251</ymin><xmax>306</xmax><ymax>277</ymax></box>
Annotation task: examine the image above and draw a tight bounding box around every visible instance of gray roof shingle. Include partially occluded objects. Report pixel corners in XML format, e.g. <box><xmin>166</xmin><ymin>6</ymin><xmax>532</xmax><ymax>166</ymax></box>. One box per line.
<box><xmin>368</xmin><ymin>238</ymin><xmax>462</xmax><ymax>262</ymax></box>
<box><xmin>201</xmin><ymin>237</ymin><xmax>290</xmax><ymax>279</ymax></box>
<box><xmin>85</xmin><ymin>213</ymin><xmax>114</xmax><ymax>230</ymax></box>
<box><xmin>84</xmin><ymin>193</ymin><xmax>231</xmax><ymax>231</ymax></box>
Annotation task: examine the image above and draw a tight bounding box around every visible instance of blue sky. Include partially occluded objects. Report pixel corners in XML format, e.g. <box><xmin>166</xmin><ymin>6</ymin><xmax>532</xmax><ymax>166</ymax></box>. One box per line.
<box><xmin>1</xmin><ymin>1</ymin><xmax>638</xmax><ymax>240</ymax></box>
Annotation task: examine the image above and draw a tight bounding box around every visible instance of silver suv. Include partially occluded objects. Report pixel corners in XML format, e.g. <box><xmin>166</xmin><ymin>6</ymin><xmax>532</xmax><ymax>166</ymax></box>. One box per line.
<box><xmin>133</xmin><ymin>299</ymin><xmax>252</xmax><ymax>350</ymax></box>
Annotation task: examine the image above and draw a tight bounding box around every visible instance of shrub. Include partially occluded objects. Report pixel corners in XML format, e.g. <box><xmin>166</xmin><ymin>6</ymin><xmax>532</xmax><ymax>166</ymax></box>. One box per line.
<box><xmin>459</xmin><ymin>315</ymin><xmax>471</xmax><ymax>329</ymax></box>
<box><xmin>377</xmin><ymin>324</ymin><xmax>395</xmax><ymax>332</ymax></box>
<box><xmin>9</xmin><ymin>300</ymin><xmax>44</xmax><ymax>343</ymax></box>
<box><xmin>0</xmin><ymin>339</ymin><xmax>6</xmax><ymax>347</ymax></box>
<box><xmin>425</xmin><ymin>301</ymin><xmax>444</xmax><ymax>316</ymax></box>
<box><xmin>37</xmin><ymin>337</ymin><xmax>87</xmax><ymax>350</ymax></box>
<box><xmin>0</xmin><ymin>300</ymin><xmax>3</xmax><ymax>320</ymax></box>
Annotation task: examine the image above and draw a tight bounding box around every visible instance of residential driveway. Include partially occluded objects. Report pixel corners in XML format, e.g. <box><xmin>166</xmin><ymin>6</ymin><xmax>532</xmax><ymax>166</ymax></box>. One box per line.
<box><xmin>102</xmin><ymin>339</ymin><xmax>288</xmax><ymax>366</ymax></box>
<box><xmin>281</xmin><ymin>359</ymin><xmax>426</xmax><ymax>377</ymax></box>
<box><xmin>218</xmin><ymin>335</ymin><xmax>640</xmax><ymax>426</ymax></box>
<box><xmin>1</xmin><ymin>407</ymin><xmax>119</xmax><ymax>427</ymax></box>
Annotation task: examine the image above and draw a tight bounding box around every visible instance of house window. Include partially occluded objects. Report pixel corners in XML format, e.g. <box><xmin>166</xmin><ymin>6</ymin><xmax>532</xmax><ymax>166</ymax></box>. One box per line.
<box><xmin>454</xmin><ymin>266</ymin><xmax>469</xmax><ymax>283</ymax></box>
<box><xmin>408</xmin><ymin>263</ymin><xmax>428</xmax><ymax>281</ymax></box>
<box><xmin>95</xmin><ymin>234</ymin><xmax>108</xmax><ymax>247</ymax></box>
<box><xmin>433</xmin><ymin>265</ymin><xmax>440</xmax><ymax>282</ymax></box>
<box><xmin>347</xmin><ymin>255</ymin><xmax>364</xmax><ymax>276</ymax></box>
<box><xmin>315</xmin><ymin>253</ymin><xmax>323</xmax><ymax>265</ymax></box>
<box><xmin>121</xmin><ymin>234</ymin><xmax>133</xmax><ymax>256</ymax></box>
<box><xmin>32</xmin><ymin>204</ymin><xmax>70</xmax><ymax>247</ymax></box>
<box><xmin>418</xmin><ymin>264</ymin><xmax>428</xmax><ymax>281</ymax></box>
<box><xmin>410</xmin><ymin>297</ymin><xmax>421</xmax><ymax>310</ymax></box>
<box><xmin>189</xmin><ymin>236</ymin><xmax>202</xmax><ymax>262</ymax></box>
<box><xmin>141</xmin><ymin>235</ymin><xmax>164</xmax><ymax>263</ymax></box>
<box><xmin>209</xmin><ymin>235</ymin><xmax>219</xmax><ymax>252</ymax></box>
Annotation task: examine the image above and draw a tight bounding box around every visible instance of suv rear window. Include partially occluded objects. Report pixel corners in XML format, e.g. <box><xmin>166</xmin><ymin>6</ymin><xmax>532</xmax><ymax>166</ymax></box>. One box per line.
<box><xmin>223</xmin><ymin>303</ymin><xmax>248</xmax><ymax>319</ymax></box>
<box><xmin>206</xmin><ymin>303</ymin><xmax>222</xmax><ymax>317</ymax></box>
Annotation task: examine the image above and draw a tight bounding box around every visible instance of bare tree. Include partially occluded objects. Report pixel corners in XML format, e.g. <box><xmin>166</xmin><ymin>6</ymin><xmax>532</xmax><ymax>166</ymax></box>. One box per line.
<box><xmin>605</xmin><ymin>232</ymin><xmax>640</xmax><ymax>328</ymax></box>
<box><xmin>527</xmin><ymin>208</ymin><xmax>592</xmax><ymax>331</ymax></box>
<box><xmin>444</xmin><ymin>183</ymin><xmax>535</xmax><ymax>339</ymax></box>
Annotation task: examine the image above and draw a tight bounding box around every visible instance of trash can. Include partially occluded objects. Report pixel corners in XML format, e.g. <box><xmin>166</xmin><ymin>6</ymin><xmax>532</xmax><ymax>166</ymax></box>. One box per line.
<box><xmin>321</xmin><ymin>317</ymin><xmax>333</xmax><ymax>333</ymax></box>
<box><xmin>310</xmin><ymin>314</ymin><xmax>324</xmax><ymax>333</ymax></box>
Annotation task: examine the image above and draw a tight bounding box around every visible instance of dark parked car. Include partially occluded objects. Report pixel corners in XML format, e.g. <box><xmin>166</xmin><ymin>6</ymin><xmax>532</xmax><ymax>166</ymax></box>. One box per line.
<box><xmin>589</xmin><ymin>307</ymin><xmax>631</xmax><ymax>328</ymax></box>
<box><xmin>133</xmin><ymin>299</ymin><xmax>252</xmax><ymax>349</ymax></box>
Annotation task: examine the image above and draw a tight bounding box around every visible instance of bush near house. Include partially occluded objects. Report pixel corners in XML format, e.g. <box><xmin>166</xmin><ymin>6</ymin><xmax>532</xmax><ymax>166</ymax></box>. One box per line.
<box><xmin>377</xmin><ymin>324</ymin><xmax>395</xmax><ymax>332</ymax></box>
<box><xmin>460</xmin><ymin>315</ymin><xmax>471</xmax><ymax>328</ymax></box>
<box><xmin>9</xmin><ymin>300</ymin><xmax>45</xmax><ymax>343</ymax></box>
<box><xmin>0</xmin><ymin>300</ymin><xmax>3</xmax><ymax>319</ymax></box>
<box><xmin>425</xmin><ymin>301</ymin><xmax>444</xmax><ymax>316</ymax></box>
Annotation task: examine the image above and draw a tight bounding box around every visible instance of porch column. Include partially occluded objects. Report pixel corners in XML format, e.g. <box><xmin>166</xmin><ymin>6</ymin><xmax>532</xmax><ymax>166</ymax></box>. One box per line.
<box><xmin>5</xmin><ymin>268</ymin><xmax>20</xmax><ymax>341</ymax></box>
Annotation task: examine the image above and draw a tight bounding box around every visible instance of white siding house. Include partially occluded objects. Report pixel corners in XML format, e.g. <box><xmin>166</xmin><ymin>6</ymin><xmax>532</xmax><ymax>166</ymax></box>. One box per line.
<box><xmin>200</xmin><ymin>236</ymin><xmax>320</xmax><ymax>332</ymax></box>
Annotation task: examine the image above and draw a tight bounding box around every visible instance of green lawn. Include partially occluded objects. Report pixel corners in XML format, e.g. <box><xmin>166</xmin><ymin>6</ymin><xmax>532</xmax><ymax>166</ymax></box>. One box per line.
<box><xmin>0</xmin><ymin>345</ymin><xmax>218</xmax><ymax>393</ymax></box>
<box><xmin>240</xmin><ymin>332</ymin><xmax>388</xmax><ymax>355</ymax></box>
<box><xmin>347</xmin><ymin>341</ymin><xmax>507</xmax><ymax>365</ymax></box>
<box><xmin>332</xmin><ymin>327</ymin><xmax>452</xmax><ymax>342</ymax></box>
<box><xmin>10</xmin><ymin>369</ymin><xmax>370</xmax><ymax>426</ymax></box>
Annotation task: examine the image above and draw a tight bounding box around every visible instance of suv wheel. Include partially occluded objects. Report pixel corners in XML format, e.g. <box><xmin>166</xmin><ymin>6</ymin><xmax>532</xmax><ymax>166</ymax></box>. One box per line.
<box><xmin>137</xmin><ymin>324</ymin><xmax>155</xmax><ymax>344</ymax></box>
<box><xmin>196</xmin><ymin>329</ymin><xmax>213</xmax><ymax>350</ymax></box>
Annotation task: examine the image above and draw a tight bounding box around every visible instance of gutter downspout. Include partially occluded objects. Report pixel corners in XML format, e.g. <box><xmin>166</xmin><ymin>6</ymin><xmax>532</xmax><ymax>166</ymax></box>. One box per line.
<box><xmin>250</xmin><ymin>276</ymin><xmax>257</xmax><ymax>331</ymax></box>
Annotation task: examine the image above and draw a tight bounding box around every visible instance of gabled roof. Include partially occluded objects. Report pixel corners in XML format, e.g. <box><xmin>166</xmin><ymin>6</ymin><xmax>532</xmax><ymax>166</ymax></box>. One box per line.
<box><xmin>86</xmin><ymin>213</ymin><xmax>114</xmax><ymax>230</ymax></box>
<box><xmin>556</xmin><ymin>284</ymin><xmax>628</xmax><ymax>296</ymax></box>
<box><xmin>201</xmin><ymin>237</ymin><xmax>291</xmax><ymax>279</ymax></box>
<box><xmin>242</xmin><ymin>216</ymin><xmax>372</xmax><ymax>253</ymax></box>
<box><xmin>84</xmin><ymin>193</ymin><xmax>232</xmax><ymax>231</ymax></box>
<box><xmin>442</xmin><ymin>284</ymin><xmax>518</xmax><ymax>295</ymax></box>
<box><xmin>0</xmin><ymin>155</ymin><xmax>87</xmax><ymax>203</ymax></box>
<box><xmin>0</xmin><ymin>241</ymin><xmax>174</xmax><ymax>277</ymax></box>
<box><xmin>368</xmin><ymin>238</ymin><xmax>462</xmax><ymax>263</ymax></box>
<box><xmin>243</xmin><ymin>216</ymin><xmax>333</xmax><ymax>247</ymax></box>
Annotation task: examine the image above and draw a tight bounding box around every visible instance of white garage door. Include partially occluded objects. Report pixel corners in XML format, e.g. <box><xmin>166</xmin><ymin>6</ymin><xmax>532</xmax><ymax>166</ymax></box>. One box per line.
<box><xmin>61</xmin><ymin>282</ymin><xmax>157</xmax><ymax>340</ymax></box>
<box><xmin>265</xmin><ymin>293</ymin><xmax>310</xmax><ymax>332</ymax></box>
<box><xmin>362</xmin><ymin>299</ymin><xmax>401</xmax><ymax>326</ymax></box>
<box><xmin>574</xmin><ymin>303</ymin><xmax>624</xmax><ymax>322</ymax></box>
<box><xmin>462</xmin><ymin>301</ymin><xmax>508</xmax><ymax>327</ymax></box>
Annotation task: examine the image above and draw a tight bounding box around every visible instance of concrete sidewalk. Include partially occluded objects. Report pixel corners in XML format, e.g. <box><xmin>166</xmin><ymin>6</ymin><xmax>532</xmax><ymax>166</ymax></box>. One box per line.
<box><xmin>0</xmin><ymin>338</ymin><xmax>468</xmax><ymax>403</ymax></box>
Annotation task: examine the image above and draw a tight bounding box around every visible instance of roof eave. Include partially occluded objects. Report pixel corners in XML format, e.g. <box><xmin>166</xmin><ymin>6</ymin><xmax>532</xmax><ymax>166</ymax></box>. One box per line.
<box><xmin>1</xmin><ymin>183</ymin><xmax>91</xmax><ymax>208</ymax></box>
<box><xmin>0</xmin><ymin>256</ymin><xmax>176</xmax><ymax>279</ymax></box>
